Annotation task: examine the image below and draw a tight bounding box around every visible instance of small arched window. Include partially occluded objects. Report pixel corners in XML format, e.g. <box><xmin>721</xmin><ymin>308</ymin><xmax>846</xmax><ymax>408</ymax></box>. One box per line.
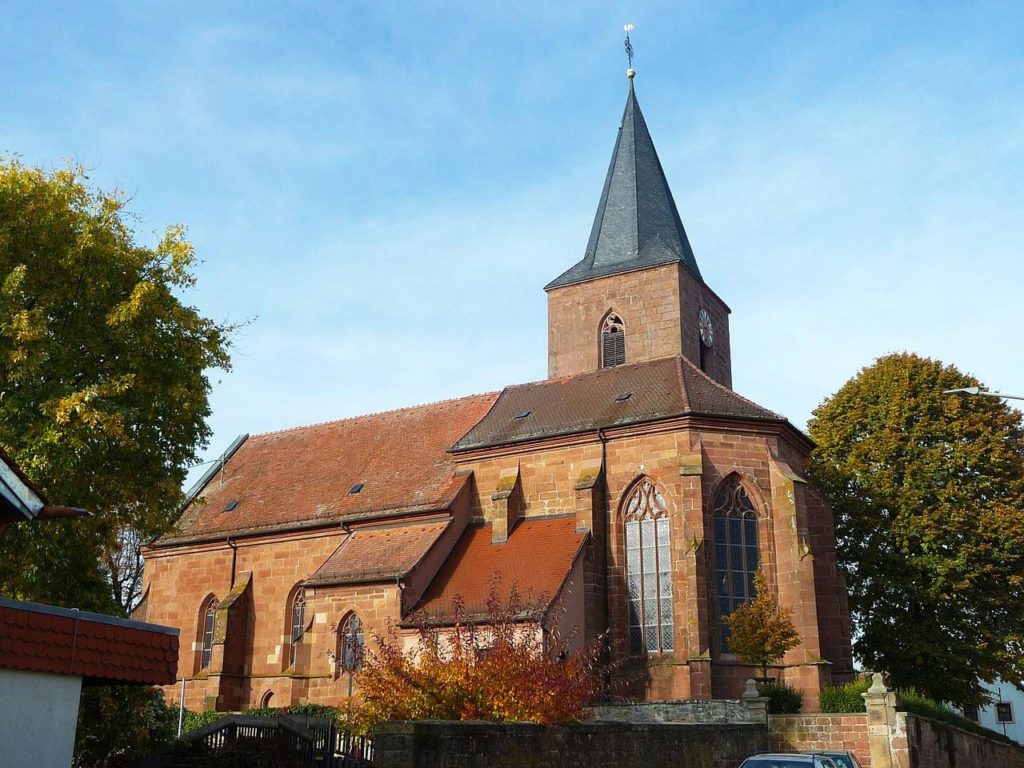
<box><xmin>623</xmin><ymin>479</ymin><xmax>673</xmax><ymax>655</ymax></box>
<box><xmin>338</xmin><ymin>613</ymin><xmax>364</xmax><ymax>674</ymax></box>
<box><xmin>259</xmin><ymin>690</ymin><xmax>274</xmax><ymax>709</ymax></box>
<box><xmin>288</xmin><ymin>587</ymin><xmax>306</xmax><ymax>668</ymax></box>
<box><xmin>200</xmin><ymin>598</ymin><xmax>218</xmax><ymax>670</ymax></box>
<box><xmin>712</xmin><ymin>478</ymin><xmax>759</xmax><ymax>651</ymax></box>
<box><xmin>601</xmin><ymin>312</ymin><xmax>626</xmax><ymax>368</ymax></box>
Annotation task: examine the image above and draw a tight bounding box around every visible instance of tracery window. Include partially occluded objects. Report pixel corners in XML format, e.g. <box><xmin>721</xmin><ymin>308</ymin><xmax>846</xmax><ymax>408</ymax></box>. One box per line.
<box><xmin>712</xmin><ymin>478</ymin><xmax>759</xmax><ymax>651</ymax></box>
<box><xmin>288</xmin><ymin>587</ymin><xmax>306</xmax><ymax>668</ymax></box>
<box><xmin>601</xmin><ymin>312</ymin><xmax>626</xmax><ymax>368</ymax></box>
<box><xmin>200</xmin><ymin>598</ymin><xmax>218</xmax><ymax>670</ymax></box>
<box><xmin>623</xmin><ymin>479</ymin><xmax>673</xmax><ymax>655</ymax></box>
<box><xmin>338</xmin><ymin>613</ymin><xmax>364</xmax><ymax>673</ymax></box>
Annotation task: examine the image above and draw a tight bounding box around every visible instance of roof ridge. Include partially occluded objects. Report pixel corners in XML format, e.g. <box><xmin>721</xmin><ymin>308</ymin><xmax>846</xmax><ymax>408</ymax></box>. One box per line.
<box><xmin>674</xmin><ymin>355</ymin><xmax>691</xmax><ymax>411</ymax></box>
<box><xmin>678</xmin><ymin>356</ymin><xmax>783</xmax><ymax>419</ymax></box>
<box><xmin>507</xmin><ymin>354</ymin><xmax>678</xmax><ymax>390</ymax></box>
<box><xmin>250</xmin><ymin>391</ymin><xmax>501</xmax><ymax>438</ymax></box>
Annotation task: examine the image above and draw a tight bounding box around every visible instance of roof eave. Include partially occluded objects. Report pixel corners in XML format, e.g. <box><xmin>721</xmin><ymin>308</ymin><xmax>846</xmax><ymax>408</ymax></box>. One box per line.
<box><xmin>451</xmin><ymin>410</ymin><xmax>790</xmax><ymax>454</ymax></box>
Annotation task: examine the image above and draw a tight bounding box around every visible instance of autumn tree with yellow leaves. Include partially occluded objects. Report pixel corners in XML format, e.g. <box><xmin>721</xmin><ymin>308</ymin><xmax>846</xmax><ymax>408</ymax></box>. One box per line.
<box><xmin>723</xmin><ymin>570</ymin><xmax>801</xmax><ymax>682</ymax></box>
<box><xmin>0</xmin><ymin>158</ymin><xmax>233</xmax><ymax>614</ymax></box>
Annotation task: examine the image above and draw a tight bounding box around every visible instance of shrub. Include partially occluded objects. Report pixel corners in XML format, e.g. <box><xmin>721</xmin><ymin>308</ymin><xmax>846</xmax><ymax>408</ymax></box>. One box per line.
<box><xmin>284</xmin><ymin>703</ymin><xmax>342</xmax><ymax>719</ymax></box>
<box><xmin>75</xmin><ymin>686</ymin><xmax>177</xmax><ymax>768</ymax></box>
<box><xmin>758</xmin><ymin>680</ymin><xmax>803</xmax><ymax>714</ymax></box>
<box><xmin>183</xmin><ymin>708</ymin><xmax>229</xmax><ymax>732</ymax></box>
<box><xmin>351</xmin><ymin>586</ymin><xmax>605</xmax><ymax>729</ymax></box>
<box><xmin>819</xmin><ymin>676</ymin><xmax>871</xmax><ymax>713</ymax></box>
<box><xmin>900</xmin><ymin>689</ymin><xmax>1015</xmax><ymax>745</ymax></box>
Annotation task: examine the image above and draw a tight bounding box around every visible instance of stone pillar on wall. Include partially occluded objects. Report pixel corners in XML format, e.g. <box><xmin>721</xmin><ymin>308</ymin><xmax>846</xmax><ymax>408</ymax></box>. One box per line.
<box><xmin>680</xmin><ymin>435</ymin><xmax>712</xmax><ymax>698</ymax></box>
<box><xmin>741</xmin><ymin>678</ymin><xmax>769</xmax><ymax>724</ymax></box>
<box><xmin>574</xmin><ymin>458</ymin><xmax>607</xmax><ymax>650</ymax></box>
<box><xmin>768</xmin><ymin>448</ymin><xmax>830</xmax><ymax>703</ymax></box>
<box><xmin>208</xmin><ymin>571</ymin><xmax>253</xmax><ymax>711</ymax></box>
<box><xmin>862</xmin><ymin>673</ymin><xmax>900</xmax><ymax>768</ymax></box>
<box><xmin>491</xmin><ymin>466</ymin><xmax>523</xmax><ymax>544</ymax></box>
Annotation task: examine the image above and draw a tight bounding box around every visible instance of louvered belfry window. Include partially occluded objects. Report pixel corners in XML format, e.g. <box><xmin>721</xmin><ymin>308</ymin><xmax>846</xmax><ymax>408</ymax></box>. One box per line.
<box><xmin>712</xmin><ymin>479</ymin><xmax>759</xmax><ymax>652</ymax></box>
<box><xmin>601</xmin><ymin>313</ymin><xmax>626</xmax><ymax>368</ymax></box>
<box><xmin>624</xmin><ymin>479</ymin><xmax>674</xmax><ymax>655</ymax></box>
<box><xmin>289</xmin><ymin>588</ymin><xmax>306</xmax><ymax>668</ymax></box>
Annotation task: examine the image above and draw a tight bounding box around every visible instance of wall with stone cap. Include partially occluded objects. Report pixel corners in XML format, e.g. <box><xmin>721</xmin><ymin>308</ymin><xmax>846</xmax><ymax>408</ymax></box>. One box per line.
<box><xmin>372</xmin><ymin>719</ymin><xmax>766</xmax><ymax>768</ymax></box>
<box><xmin>590</xmin><ymin>698</ymin><xmax>749</xmax><ymax>724</ymax></box>
<box><xmin>902</xmin><ymin>712</ymin><xmax>1024</xmax><ymax>768</ymax></box>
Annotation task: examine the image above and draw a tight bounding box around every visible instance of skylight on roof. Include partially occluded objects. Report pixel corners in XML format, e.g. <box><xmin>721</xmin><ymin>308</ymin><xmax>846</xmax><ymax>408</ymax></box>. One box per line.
<box><xmin>615</xmin><ymin>393</ymin><xmax>632</xmax><ymax>402</ymax></box>
<box><xmin>224</xmin><ymin>500</ymin><xmax>239</xmax><ymax>512</ymax></box>
<box><xmin>514</xmin><ymin>410</ymin><xmax>531</xmax><ymax>419</ymax></box>
<box><xmin>349</xmin><ymin>483</ymin><xmax>364</xmax><ymax>494</ymax></box>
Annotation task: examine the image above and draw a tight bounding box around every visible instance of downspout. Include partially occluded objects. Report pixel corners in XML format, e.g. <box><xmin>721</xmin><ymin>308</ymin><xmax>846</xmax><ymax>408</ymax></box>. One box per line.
<box><xmin>227</xmin><ymin>537</ymin><xmax>238</xmax><ymax>589</ymax></box>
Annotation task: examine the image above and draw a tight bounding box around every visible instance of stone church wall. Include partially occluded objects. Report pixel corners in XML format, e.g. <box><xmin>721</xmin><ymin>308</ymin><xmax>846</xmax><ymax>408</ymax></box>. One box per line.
<box><xmin>547</xmin><ymin>263</ymin><xmax>685</xmax><ymax>379</ymax></box>
<box><xmin>455</xmin><ymin>419</ymin><xmax>851</xmax><ymax>707</ymax></box>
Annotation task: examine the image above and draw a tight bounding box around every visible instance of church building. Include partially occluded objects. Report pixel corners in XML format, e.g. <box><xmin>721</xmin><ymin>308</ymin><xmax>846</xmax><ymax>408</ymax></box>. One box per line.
<box><xmin>139</xmin><ymin>72</ymin><xmax>854</xmax><ymax>712</ymax></box>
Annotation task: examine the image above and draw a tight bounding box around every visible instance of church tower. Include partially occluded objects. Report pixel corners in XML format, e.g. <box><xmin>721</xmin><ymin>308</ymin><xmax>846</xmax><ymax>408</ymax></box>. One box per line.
<box><xmin>546</xmin><ymin>74</ymin><xmax>732</xmax><ymax>388</ymax></box>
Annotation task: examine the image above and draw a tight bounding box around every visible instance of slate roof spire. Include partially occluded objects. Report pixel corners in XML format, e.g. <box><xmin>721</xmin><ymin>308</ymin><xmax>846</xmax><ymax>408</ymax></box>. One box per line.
<box><xmin>546</xmin><ymin>73</ymin><xmax>701</xmax><ymax>289</ymax></box>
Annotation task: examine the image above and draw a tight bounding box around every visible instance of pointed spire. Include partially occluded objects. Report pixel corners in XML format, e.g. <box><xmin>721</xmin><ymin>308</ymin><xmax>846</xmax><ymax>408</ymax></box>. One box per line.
<box><xmin>546</xmin><ymin>79</ymin><xmax>701</xmax><ymax>290</ymax></box>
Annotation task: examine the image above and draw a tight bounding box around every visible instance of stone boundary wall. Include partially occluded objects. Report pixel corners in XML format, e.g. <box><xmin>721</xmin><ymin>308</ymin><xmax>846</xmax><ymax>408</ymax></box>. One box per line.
<box><xmin>372</xmin><ymin>720</ymin><xmax>767</xmax><ymax>768</ymax></box>
<box><xmin>590</xmin><ymin>699</ymin><xmax>750</xmax><ymax>724</ymax></box>
<box><xmin>769</xmin><ymin>714</ymin><xmax>870</xmax><ymax>766</ymax></box>
<box><xmin>902</xmin><ymin>712</ymin><xmax>1024</xmax><ymax>768</ymax></box>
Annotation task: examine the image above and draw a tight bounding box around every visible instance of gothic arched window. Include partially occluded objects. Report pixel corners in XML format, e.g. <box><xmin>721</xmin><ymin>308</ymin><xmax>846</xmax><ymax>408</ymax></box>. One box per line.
<box><xmin>288</xmin><ymin>587</ymin><xmax>306</xmax><ymax>668</ymax></box>
<box><xmin>623</xmin><ymin>479</ymin><xmax>673</xmax><ymax>655</ymax></box>
<box><xmin>338</xmin><ymin>613</ymin><xmax>364</xmax><ymax>674</ymax></box>
<box><xmin>712</xmin><ymin>478</ymin><xmax>759</xmax><ymax>651</ymax></box>
<box><xmin>199</xmin><ymin>597</ymin><xmax>218</xmax><ymax>671</ymax></box>
<box><xmin>601</xmin><ymin>312</ymin><xmax>626</xmax><ymax>368</ymax></box>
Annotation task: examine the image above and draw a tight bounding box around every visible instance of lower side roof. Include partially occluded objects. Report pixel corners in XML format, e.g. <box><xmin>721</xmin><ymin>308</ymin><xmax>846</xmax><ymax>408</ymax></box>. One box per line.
<box><xmin>411</xmin><ymin>515</ymin><xmax>587</xmax><ymax>623</ymax></box>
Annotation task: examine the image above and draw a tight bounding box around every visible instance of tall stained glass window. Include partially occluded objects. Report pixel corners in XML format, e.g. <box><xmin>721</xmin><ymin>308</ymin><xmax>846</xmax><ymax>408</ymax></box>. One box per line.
<box><xmin>712</xmin><ymin>478</ymin><xmax>759</xmax><ymax>651</ymax></box>
<box><xmin>200</xmin><ymin>599</ymin><xmax>218</xmax><ymax>670</ymax></box>
<box><xmin>338</xmin><ymin>613</ymin><xmax>364</xmax><ymax>673</ymax></box>
<box><xmin>623</xmin><ymin>479</ymin><xmax>673</xmax><ymax>655</ymax></box>
<box><xmin>289</xmin><ymin>588</ymin><xmax>306</xmax><ymax>668</ymax></box>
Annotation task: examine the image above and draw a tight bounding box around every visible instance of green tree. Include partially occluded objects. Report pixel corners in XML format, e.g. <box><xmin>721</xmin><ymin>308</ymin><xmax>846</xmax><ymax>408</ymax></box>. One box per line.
<box><xmin>807</xmin><ymin>352</ymin><xmax>1024</xmax><ymax>706</ymax></box>
<box><xmin>0</xmin><ymin>158</ymin><xmax>232</xmax><ymax>613</ymax></box>
<box><xmin>723</xmin><ymin>570</ymin><xmax>801</xmax><ymax>681</ymax></box>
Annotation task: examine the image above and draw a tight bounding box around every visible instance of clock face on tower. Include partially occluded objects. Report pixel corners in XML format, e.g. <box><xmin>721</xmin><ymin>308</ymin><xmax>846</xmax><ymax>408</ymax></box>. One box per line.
<box><xmin>698</xmin><ymin>308</ymin><xmax>714</xmax><ymax>348</ymax></box>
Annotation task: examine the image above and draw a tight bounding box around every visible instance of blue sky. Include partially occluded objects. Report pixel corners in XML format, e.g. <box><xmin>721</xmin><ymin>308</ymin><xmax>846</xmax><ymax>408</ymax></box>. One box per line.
<box><xmin>3</xmin><ymin>2</ymin><xmax>1023</xmax><ymax>483</ymax></box>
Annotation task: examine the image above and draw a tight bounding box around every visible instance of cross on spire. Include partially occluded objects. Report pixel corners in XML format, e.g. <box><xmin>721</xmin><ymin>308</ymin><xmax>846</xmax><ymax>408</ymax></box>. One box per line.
<box><xmin>624</xmin><ymin>23</ymin><xmax>636</xmax><ymax>79</ymax></box>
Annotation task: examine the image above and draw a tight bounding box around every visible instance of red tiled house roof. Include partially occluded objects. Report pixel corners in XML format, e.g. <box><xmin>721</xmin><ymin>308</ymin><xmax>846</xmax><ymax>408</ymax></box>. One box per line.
<box><xmin>0</xmin><ymin>598</ymin><xmax>178</xmax><ymax>685</ymax></box>
<box><xmin>307</xmin><ymin>519</ymin><xmax>451</xmax><ymax>586</ymax></box>
<box><xmin>412</xmin><ymin>516</ymin><xmax>588</xmax><ymax>623</ymax></box>
<box><xmin>452</xmin><ymin>355</ymin><xmax>785</xmax><ymax>452</ymax></box>
<box><xmin>158</xmin><ymin>393</ymin><xmax>499</xmax><ymax>545</ymax></box>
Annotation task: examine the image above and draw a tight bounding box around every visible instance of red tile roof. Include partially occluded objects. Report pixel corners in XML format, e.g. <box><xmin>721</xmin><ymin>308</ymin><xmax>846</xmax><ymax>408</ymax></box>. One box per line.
<box><xmin>451</xmin><ymin>355</ymin><xmax>783</xmax><ymax>452</ymax></box>
<box><xmin>412</xmin><ymin>516</ymin><xmax>588</xmax><ymax>622</ymax></box>
<box><xmin>307</xmin><ymin>519</ymin><xmax>450</xmax><ymax>586</ymax></box>
<box><xmin>159</xmin><ymin>394</ymin><xmax>499</xmax><ymax>544</ymax></box>
<box><xmin>0</xmin><ymin>598</ymin><xmax>178</xmax><ymax>685</ymax></box>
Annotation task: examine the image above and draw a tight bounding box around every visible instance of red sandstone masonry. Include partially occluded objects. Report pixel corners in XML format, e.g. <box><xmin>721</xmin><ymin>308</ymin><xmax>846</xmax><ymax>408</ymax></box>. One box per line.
<box><xmin>546</xmin><ymin>263</ymin><xmax>732</xmax><ymax>387</ymax></box>
<box><xmin>770</xmin><ymin>714</ymin><xmax>871</xmax><ymax>766</ymax></box>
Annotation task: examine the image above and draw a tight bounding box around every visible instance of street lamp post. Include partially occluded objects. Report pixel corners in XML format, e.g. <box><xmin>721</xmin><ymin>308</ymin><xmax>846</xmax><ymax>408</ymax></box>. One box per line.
<box><xmin>943</xmin><ymin>386</ymin><xmax>1024</xmax><ymax>401</ymax></box>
